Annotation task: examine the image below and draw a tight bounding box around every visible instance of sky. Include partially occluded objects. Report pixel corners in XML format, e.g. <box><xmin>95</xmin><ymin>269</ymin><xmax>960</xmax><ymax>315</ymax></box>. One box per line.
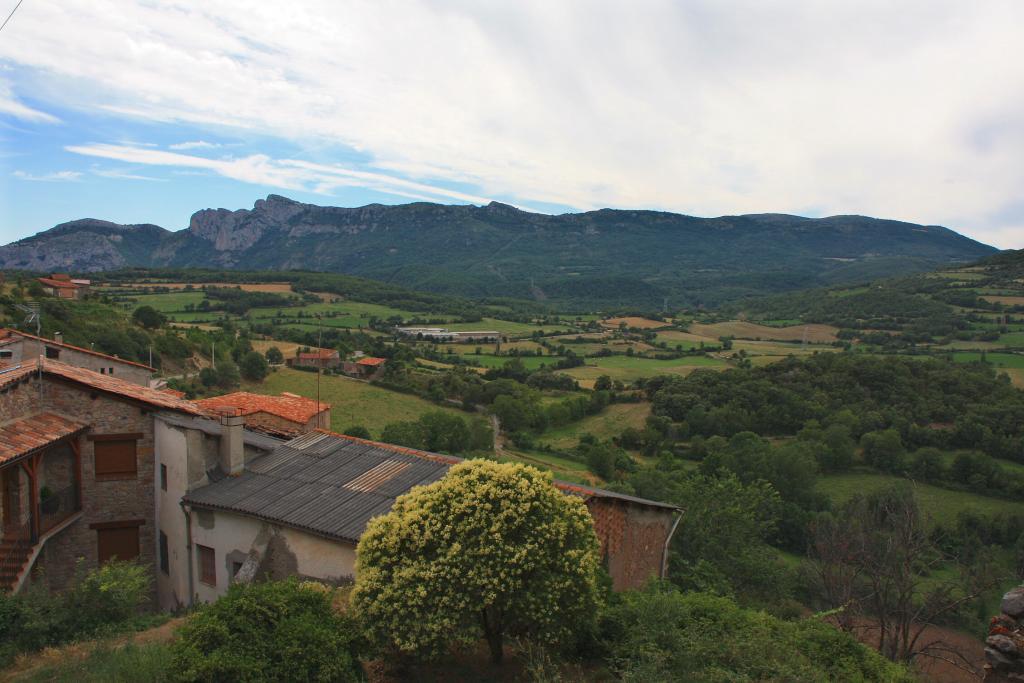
<box><xmin>0</xmin><ymin>0</ymin><xmax>1022</xmax><ymax>248</ymax></box>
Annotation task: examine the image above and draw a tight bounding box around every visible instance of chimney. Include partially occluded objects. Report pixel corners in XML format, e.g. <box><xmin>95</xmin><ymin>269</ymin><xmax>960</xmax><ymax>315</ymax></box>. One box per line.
<box><xmin>54</xmin><ymin>332</ymin><xmax>62</xmax><ymax>345</ymax></box>
<box><xmin>219</xmin><ymin>408</ymin><xmax>245</xmax><ymax>476</ymax></box>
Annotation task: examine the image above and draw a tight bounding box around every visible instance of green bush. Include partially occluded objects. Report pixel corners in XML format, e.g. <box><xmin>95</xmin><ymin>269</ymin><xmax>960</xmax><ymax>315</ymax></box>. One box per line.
<box><xmin>0</xmin><ymin>560</ymin><xmax>151</xmax><ymax>665</ymax></box>
<box><xmin>171</xmin><ymin>579</ymin><xmax>364</xmax><ymax>682</ymax></box>
<box><xmin>599</xmin><ymin>582</ymin><xmax>914</xmax><ymax>682</ymax></box>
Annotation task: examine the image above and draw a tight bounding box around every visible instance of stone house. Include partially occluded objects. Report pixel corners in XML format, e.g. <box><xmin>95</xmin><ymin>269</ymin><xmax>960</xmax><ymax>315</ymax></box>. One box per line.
<box><xmin>194</xmin><ymin>391</ymin><xmax>330</xmax><ymax>438</ymax></box>
<box><xmin>0</xmin><ymin>329</ymin><xmax>156</xmax><ymax>386</ymax></box>
<box><xmin>341</xmin><ymin>356</ymin><xmax>386</xmax><ymax>380</ymax></box>
<box><xmin>37</xmin><ymin>274</ymin><xmax>89</xmax><ymax>299</ymax></box>
<box><xmin>286</xmin><ymin>348</ymin><xmax>341</xmax><ymax>370</ymax></box>
<box><xmin>0</xmin><ymin>358</ymin><xmax>202</xmax><ymax>594</ymax></box>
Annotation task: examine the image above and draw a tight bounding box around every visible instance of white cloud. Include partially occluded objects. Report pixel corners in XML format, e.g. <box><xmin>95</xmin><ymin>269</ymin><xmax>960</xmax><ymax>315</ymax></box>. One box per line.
<box><xmin>0</xmin><ymin>78</ymin><xmax>57</xmax><ymax>123</ymax></box>
<box><xmin>66</xmin><ymin>143</ymin><xmax>496</xmax><ymax>205</ymax></box>
<box><xmin>12</xmin><ymin>170</ymin><xmax>81</xmax><ymax>181</ymax></box>
<box><xmin>169</xmin><ymin>140</ymin><xmax>220</xmax><ymax>150</ymax></box>
<box><xmin>2</xmin><ymin>1</ymin><xmax>1024</xmax><ymax>246</ymax></box>
<box><xmin>92</xmin><ymin>168</ymin><xmax>166</xmax><ymax>181</ymax></box>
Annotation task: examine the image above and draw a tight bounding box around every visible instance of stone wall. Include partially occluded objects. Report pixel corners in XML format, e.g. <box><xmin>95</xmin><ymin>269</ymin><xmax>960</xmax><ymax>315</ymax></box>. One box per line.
<box><xmin>18</xmin><ymin>375</ymin><xmax>158</xmax><ymax>596</ymax></box>
<box><xmin>16</xmin><ymin>337</ymin><xmax>153</xmax><ymax>386</ymax></box>
<box><xmin>586</xmin><ymin>497</ymin><xmax>676</xmax><ymax>591</ymax></box>
<box><xmin>986</xmin><ymin>586</ymin><xmax>1024</xmax><ymax>681</ymax></box>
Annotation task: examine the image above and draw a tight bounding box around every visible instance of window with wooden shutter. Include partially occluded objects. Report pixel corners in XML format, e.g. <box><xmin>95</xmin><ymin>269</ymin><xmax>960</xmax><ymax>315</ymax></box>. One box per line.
<box><xmin>198</xmin><ymin>545</ymin><xmax>216</xmax><ymax>586</ymax></box>
<box><xmin>93</xmin><ymin>437</ymin><xmax>138</xmax><ymax>480</ymax></box>
<box><xmin>95</xmin><ymin>524</ymin><xmax>140</xmax><ymax>564</ymax></box>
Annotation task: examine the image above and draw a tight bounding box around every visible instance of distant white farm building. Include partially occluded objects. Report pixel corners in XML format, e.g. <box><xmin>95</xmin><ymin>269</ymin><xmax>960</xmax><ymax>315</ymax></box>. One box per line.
<box><xmin>395</xmin><ymin>327</ymin><xmax>502</xmax><ymax>343</ymax></box>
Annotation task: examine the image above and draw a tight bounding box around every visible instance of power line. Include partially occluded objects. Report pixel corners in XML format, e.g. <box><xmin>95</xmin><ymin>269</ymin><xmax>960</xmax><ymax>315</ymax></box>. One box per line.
<box><xmin>0</xmin><ymin>0</ymin><xmax>24</xmax><ymax>35</ymax></box>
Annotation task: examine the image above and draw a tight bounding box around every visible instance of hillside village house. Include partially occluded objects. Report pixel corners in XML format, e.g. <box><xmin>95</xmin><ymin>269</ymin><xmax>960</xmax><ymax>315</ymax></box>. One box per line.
<box><xmin>286</xmin><ymin>348</ymin><xmax>341</xmax><ymax>370</ymax></box>
<box><xmin>37</xmin><ymin>274</ymin><xmax>90</xmax><ymax>299</ymax></box>
<box><xmin>0</xmin><ymin>328</ymin><xmax>156</xmax><ymax>386</ymax></box>
<box><xmin>0</xmin><ymin>355</ymin><xmax>679</xmax><ymax>608</ymax></box>
<box><xmin>194</xmin><ymin>392</ymin><xmax>330</xmax><ymax>438</ymax></box>
<box><xmin>341</xmin><ymin>355</ymin><xmax>386</xmax><ymax>379</ymax></box>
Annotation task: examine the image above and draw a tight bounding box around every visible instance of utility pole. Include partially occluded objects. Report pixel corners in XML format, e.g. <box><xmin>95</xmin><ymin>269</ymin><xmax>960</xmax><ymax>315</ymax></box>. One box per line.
<box><xmin>316</xmin><ymin>314</ymin><xmax>323</xmax><ymax>429</ymax></box>
<box><xmin>212</xmin><ymin>341</ymin><xmax>216</xmax><ymax>370</ymax></box>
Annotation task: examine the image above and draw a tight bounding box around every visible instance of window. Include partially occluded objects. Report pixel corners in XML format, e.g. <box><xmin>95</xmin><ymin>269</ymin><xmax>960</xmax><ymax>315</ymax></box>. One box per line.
<box><xmin>198</xmin><ymin>545</ymin><xmax>216</xmax><ymax>586</ymax></box>
<box><xmin>0</xmin><ymin>350</ymin><xmax>11</xmax><ymax>359</ymax></box>
<box><xmin>93</xmin><ymin>522</ymin><xmax>141</xmax><ymax>564</ymax></box>
<box><xmin>45</xmin><ymin>347</ymin><xmax>60</xmax><ymax>359</ymax></box>
<box><xmin>92</xmin><ymin>437</ymin><xmax>139</xmax><ymax>480</ymax></box>
<box><xmin>159</xmin><ymin>531</ymin><xmax>169</xmax><ymax>575</ymax></box>
<box><xmin>109</xmin><ymin>367</ymin><xmax>114</xmax><ymax>374</ymax></box>
<box><xmin>99</xmin><ymin>368</ymin><xmax>105</xmax><ymax>374</ymax></box>
<box><xmin>232</xmin><ymin>561</ymin><xmax>244</xmax><ymax>579</ymax></box>
<box><xmin>160</xmin><ymin>464</ymin><xmax>167</xmax><ymax>491</ymax></box>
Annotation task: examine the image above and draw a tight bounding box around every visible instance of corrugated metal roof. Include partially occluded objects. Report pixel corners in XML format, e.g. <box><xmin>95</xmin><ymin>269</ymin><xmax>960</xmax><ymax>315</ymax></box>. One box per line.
<box><xmin>182</xmin><ymin>431</ymin><xmax>678</xmax><ymax>544</ymax></box>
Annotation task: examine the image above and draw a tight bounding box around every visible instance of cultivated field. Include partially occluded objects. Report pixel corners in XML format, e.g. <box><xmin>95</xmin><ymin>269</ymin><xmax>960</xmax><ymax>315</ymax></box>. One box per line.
<box><xmin>981</xmin><ymin>295</ymin><xmax>1024</xmax><ymax>306</ymax></box>
<box><xmin>600</xmin><ymin>316</ymin><xmax>671</xmax><ymax>329</ymax></box>
<box><xmin>247</xmin><ymin>368</ymin><xmax>468</xmax><ymax>436</ymax></box>
<box><xmin>559</xmin><ymin>354</ymin><xmax>725</xmax><ymax>386</ymax></box>
<box><xmin>689</xmin><ymin>321</ymin><xmax>839</xmax><ymax>343</ymax></box>
<box><xmin>104</xmin><ymin>281</ymin><xmax>296</xmax><ymax>292</ymax></box>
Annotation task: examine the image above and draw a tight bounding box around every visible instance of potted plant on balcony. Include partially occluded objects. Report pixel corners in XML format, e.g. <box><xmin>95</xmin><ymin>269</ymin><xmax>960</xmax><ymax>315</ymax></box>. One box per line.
<box><xmin>40</xmin><ymin>486</ymin><xmax>59</xmax><ymax>515</ymax></box>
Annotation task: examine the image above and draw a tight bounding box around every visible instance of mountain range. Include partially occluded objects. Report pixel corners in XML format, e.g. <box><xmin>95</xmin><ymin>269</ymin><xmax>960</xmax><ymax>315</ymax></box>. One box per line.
<box><xmin>0</xmin><ymin>195</ymin><xmax>998</xmax><ymax>306</ymax></box>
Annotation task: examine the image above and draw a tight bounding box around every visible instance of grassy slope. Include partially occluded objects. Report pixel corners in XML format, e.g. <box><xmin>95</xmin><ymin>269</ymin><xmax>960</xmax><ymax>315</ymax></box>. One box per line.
<box><xmin>248</xmin><ymin>368</ymin><xmax>467</xmax><ymax>437</ymax></box>
<box><xmin>816</xmin><ymin>472</ymin><xmax>1024</xmax><ymax>525</ymax></box>
<box><xmin>539</xmin><ymin>402</ymin><xmax>651</xmax><ymax>450</ymax></box>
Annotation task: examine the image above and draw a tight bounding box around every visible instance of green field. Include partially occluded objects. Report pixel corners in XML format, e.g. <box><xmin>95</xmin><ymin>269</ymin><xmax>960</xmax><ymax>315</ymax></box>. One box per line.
<box><xmin>468</xmin><ymin>354</ymin><xmax>566</xmax><ymax>370</ymax></box>
<box><xmin>951</xmin><ymin>352</ymin><xmax>1024</xmax><ymax>368</ymax></box>
<box><xmin>816</xmin><ymin>472</ymin><xmax>1024</xmax><ymax>525</ymax></box>
<box><xmin>248</xmin><ymin>368</ymin><xmax>469</xmax><ymax>437</ymax></box>
<box><xmin>540</xmin><ymin>402</ymin><xmax>651</xmax><ymax>450</ymax></box>
<box><xmin>559</xmin><ymin>354</ymin><xmax>726</xmax><ymax>386</ymax></box>
<box><xmin>499</xmin><ymin>448</ymin><xmax>595</xmax><ymax>486</ymax></box>
<box><xmin>998</xmin><ymin>332</ymin><xmax>1024</xmax><ymax>347</ymax></box>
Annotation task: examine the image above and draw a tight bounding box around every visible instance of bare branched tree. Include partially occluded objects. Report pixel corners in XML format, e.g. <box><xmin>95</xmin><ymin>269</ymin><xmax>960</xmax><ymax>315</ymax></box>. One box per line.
<box><xmin>808</xmin><ymin>483</ymin><xmax>1004</xmax><ymax>664</ymax></box>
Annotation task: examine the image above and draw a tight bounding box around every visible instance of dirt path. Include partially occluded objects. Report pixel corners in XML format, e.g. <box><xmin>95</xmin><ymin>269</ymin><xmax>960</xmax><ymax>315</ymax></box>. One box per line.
<box><xmin>2</xmin><ymin>617</ymin><xmax>184</xmax><ymax>681</ymax></box>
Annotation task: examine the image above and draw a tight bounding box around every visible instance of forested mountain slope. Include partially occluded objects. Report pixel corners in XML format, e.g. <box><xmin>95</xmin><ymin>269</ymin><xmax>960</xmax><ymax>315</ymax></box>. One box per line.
<box><xmin>0</xmin><ymin>195</ymin><xmax>996</xmax><ymax>307</ymax></box>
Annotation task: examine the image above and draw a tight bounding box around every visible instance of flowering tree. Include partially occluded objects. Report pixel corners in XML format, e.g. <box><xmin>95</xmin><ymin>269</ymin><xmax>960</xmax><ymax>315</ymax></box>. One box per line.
<box><xmin>352</xmin><ymin>459</ymin><xmax>601</xmax><ymax>664</ymax></box>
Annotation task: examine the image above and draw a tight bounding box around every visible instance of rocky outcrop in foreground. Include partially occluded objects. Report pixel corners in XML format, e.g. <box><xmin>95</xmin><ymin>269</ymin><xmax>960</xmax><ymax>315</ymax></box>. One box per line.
<box><xmin>985</xmin><ymin>587</ymin><xmax>1024</xmax><ymax>681</ymax></box>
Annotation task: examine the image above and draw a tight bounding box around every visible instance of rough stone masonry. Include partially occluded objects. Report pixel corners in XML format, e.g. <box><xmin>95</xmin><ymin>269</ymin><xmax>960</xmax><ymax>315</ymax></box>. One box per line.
<box><xmin>985</xmin><ymin>586</ymin><xmax>1024</xmax><ymax>681</ymax></box>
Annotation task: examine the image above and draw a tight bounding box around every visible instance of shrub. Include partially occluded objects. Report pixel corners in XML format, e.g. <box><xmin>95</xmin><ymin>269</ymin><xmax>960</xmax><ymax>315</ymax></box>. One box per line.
<box><xmin>599</xmin><ymin>582</ymin><xmax>914</xmax><ymax>682</ymax></box>
<box><xmin>0</xmin><ymin>560</ymin><xmax>150</xmax><ymax>665</ymax></box>
<box><xmin>352</xmin><ymin>460</ymin><xmax>601</xmax><ymax>664</ymax></box>
<box><xmin>172</xmin><ymin>579</ymin><xmax>364</xmax><ymax>682</ymax></box>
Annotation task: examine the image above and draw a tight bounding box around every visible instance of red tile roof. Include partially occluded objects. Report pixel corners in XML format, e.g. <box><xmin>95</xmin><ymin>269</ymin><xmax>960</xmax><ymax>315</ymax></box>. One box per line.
<box><xmin>0</xmin><ymin>362</ymin><xmax>37</xmax><ymax>389</ymax></box>
<box><xmin>40</xmin><ymin>359</ymin><xmax>203</xmax><ymax>414</ymax></box>
<box><xmin>195</xmin><ymin>392</ymin><xmax>329</xmax><ymax>424</ymax></box>
<box><xmin>38</xmin><ymin>277</ymin><xmax>81</xmax><ymax>290</ymax></box>
<box><xmin>355</xmin><ymin>356</ymin><xmax>387</xmax><ymax>366</ymax></box>
<box><xmin>0</xmin><ymin>412</ymin><xmax>89</xmax><ymax>465</ymax></box>
<box><xmin>161</xmin><ymin>388</ymin><xmax>186</xmax><ymax>398</ymax></box>
<box><xmin>0</xmin><ymin>329</ymin><xmax>156</xmax><ymax>371</ymax></box>
<box><xmin>50</xmin><ymin>274</ymin><xmax>72</xmax><ymax>281</ymax></box>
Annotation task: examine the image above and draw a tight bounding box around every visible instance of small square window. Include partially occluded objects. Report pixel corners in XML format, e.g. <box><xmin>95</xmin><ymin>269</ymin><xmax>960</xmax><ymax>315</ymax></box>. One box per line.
<box><xmin>99</xmin><ymin>368</ymin><xmax>105</xmax><ymax>374</ymax></box>
<box><xmin>109</xmin><ymin>367</ymin><xmax>114</xmax><ymax>374</ymax></box>
<box><xmin>45</xmin><ymin>347</ymin><xmax>60</xmax><ymax>359</ymax></box>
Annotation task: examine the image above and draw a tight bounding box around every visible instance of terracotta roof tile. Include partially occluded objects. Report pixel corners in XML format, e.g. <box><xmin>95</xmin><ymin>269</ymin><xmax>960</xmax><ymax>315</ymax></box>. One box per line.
<box><xmin>41</xmin><ymin>359</ymin><xmax>203</xmax><ymax>414</ymax></box>
<box><xmin>355</xmin><ymin>356</ymin><xmax>387</xmax><ymax>366</ymax></box>
<box><xmin>0</xmin><ymin>329</ymin><xmax>156</xmax><ymax>372</ymax></box>
<box><xmin>297</xmin><ymin>350</ymin><xmax>339</xmax><ymax>360</ymax></box>
<box><xmin>0</xmin><ymin>362</ymin><xmax>37</xmax><ymax>389</ymax></box>
<box><xmin>0</xmin><ymin>412</ymin><xmax>88</xmax><ymax>465</ymax></box>
<box><xmin>195</xmin><ymin>392</ymin><xmax>329</xmax><ymax>424</ymax></box>
<box><xmin>38</xmin><ymin>277</ymin><xmax>81</xmax><ymax>289</ymax></box>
